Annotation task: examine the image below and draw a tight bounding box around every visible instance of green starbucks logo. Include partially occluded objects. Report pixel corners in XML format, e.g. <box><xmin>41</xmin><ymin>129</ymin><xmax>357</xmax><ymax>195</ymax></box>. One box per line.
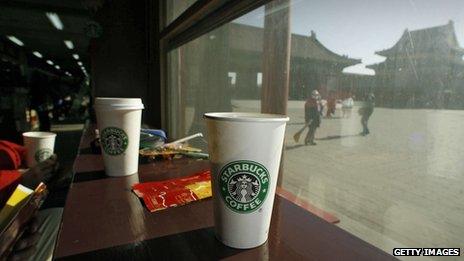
<box><xmin>219</xmin><ymin>160</ymin><xmax>270</xmax><ymax>214</ymax></box>
<box><xmin>35</xmin><ymin>148</ymin><xmax>52</xmax><ymax>162</ymax></box>
<box><xmin>101</xmin><ymin>127</ymin><xmax>128</xmax><ymax>155</ymax></box>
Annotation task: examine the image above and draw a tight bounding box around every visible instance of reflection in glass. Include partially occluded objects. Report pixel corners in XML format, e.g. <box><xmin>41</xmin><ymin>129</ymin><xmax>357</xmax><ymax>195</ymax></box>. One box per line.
<box><xmin>167</xmin><ymin>0</ymin><xmax>464</xmax><ymax>256</ymax></box>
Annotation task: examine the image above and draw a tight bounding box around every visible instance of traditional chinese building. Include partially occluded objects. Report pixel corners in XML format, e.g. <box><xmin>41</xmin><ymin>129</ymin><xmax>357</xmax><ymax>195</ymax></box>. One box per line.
<box><xmin>178</xmin><ymin>23</ymin><xmax>360</xmax><ymax>135</ymax></box>
<box><xmin>228</xmin><ymin>24</ymin><xmax>360</xmax><ymax>99</ymax></box>
<box><xmin>289</xmin><ymin>30</ymin><xmax>361</xmax><ymax>99</ymax></box>
<box><xmin>368</xmin><ymin>21</ymin><xmax>464</xmax><ymax>109</ymax></box>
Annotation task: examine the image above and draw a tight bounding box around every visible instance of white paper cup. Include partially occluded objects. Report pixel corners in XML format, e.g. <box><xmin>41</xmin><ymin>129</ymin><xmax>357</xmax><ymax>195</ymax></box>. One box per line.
<box><xmin>94</xmin><ymin>97</ymin><xmax>144</xmax><ymax>177</ymax></box>
<box><xmin>204</xmin><ymin>112</ymin><xmax>289</xmax><ymax>249</ymax></box>
<box><xmin>23</xmin><ymin>131</ymin><xmax>56</xmax><ymax>168</ymax></box>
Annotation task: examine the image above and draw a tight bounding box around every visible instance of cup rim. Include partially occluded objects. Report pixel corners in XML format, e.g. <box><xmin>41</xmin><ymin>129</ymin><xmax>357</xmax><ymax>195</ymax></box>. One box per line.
<box><xmin>94</xmin><ymin>105</ymin><xmax>144</xmax><ymax>110</ymax></box>
<box><xmin>95</xmin><ymin>97</ymin><xmax>142</xmax><ymax>102</ymax></box>
<box><xmin>94</xmin><ymin>97</ymin><xmax>144</xmax><ymax>110</ymax></box>
<box><xmin>204</xmin><ymin>112</ymin><xmax>289</xmax><ymax>122</ymax></box>
<box><xmin>23</xmin><ymin>131</ymin><xmax>57</xmax><ymax>138</ymax></box>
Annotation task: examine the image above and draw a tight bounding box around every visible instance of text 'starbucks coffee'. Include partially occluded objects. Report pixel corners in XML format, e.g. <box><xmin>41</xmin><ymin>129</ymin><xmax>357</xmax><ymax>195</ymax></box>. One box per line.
<box><xmin>219</xmin><ymin>160</ymin><xmax>269</xmax><ymax>213</ymax></box>
<box><xmin>100</xmin><ymin>127</ymin><xmax>129</xmax><ymax>155</ymax></box>
<box><xmin>95</xmin><ymin>97</ymin><xmax>144</xmax><ymax>177</ymax></box>
<box><xmin>205</xmin><ymin>112</ymin><xmax>288</xmax><ymax>249</ymax></box>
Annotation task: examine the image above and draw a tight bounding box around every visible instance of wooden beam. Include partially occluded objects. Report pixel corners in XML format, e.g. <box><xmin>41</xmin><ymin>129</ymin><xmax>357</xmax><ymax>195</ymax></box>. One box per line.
<box><xmin>145</xmin><ymin>0</ymin><xmax>162</xmax><ymax>128</ymax></box>
<box><xmin>161</xmin><ymin>0</ymin><xmax>273</xmax><ymax>51</ymax></box>
<box><xmin>160</xmin><ymin>0</ymin><xmax>226</xmax><ymax>40</ymax></box>
<box><xmin>158</xmin><ymin>1</ymin><xmax>168</xmax><ymax>131</ymax></box>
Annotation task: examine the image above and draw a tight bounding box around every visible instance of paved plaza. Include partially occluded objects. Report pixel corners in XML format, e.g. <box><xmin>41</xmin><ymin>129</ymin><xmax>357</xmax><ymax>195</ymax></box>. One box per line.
<box><xmin>230</xmin><ymin>100</ymin><xmax>464</xmax><ymax>260</ymax></box>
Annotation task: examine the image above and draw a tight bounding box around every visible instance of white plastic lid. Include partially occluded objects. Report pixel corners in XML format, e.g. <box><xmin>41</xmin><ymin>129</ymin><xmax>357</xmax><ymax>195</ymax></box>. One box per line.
<box><xmin>94</xmin><ymin>97</ymin><xmax>144</xmax><ymax>110</ymax></box>
<box><xmin>204</xmin><ymin>112</ymin><xmax>289</xmax><ymax>122</ymax></box>
<box><xmin>23</xmin><ymin>131</ymin><xmax>57</xmax><ymax>138</ymax></box>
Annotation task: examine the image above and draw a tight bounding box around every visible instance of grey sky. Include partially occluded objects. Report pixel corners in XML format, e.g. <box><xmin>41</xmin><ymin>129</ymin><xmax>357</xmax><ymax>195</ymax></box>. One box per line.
<box><xmin>234</xmin><ymin>0</ymin><xmax>464</xmax><ymax>75</ymax></box>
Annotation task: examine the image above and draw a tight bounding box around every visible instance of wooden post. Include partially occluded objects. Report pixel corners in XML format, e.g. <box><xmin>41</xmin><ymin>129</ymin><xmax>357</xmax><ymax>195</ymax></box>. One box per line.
<box><xmin>146</xmin><ymin>0</ymin><xmax>162</xmax><ymax>128</ymax></box>
<box><xmin>261</xmin><ymin>0</ymin><xmax>291</xmax><ymax>115</ymax></box>
<box><xmin>261</xmin><ymin>0</ymin><xmax>291</xmax><ymax>187</ymax></box>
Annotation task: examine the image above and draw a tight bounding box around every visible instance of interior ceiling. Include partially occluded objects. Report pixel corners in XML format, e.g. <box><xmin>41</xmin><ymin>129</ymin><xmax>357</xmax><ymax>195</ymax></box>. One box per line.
<box><xmin>0</xmin><ymin>0</ymin><xmax>92</xmax><ymax>77</ymax></box>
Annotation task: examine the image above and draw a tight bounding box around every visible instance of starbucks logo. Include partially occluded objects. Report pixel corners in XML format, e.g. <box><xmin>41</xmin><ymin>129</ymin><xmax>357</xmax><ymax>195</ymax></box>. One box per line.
<box><xmin>219</xmin><ymin>160</ymin><xmax>270</xmax><ymax>214</ymax></box>
<box><xmin>101</xmin><ymin>127</ymin><xmax>128</xmax><ymax>155</ymax></box>
<box><xmin>35</xmin><ymin>148</ymin><xmax>52</xmax><ymax>162</ymax></box>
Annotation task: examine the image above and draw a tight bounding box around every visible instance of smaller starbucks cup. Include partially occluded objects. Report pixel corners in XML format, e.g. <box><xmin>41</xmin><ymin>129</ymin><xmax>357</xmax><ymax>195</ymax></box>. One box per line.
<box><xmin>204</xmin><ymin>112</ymin><xmax>289</xmax><ymax>249</ymax></box>
<box><xmin>94</xmin><ymin>97</ymin><xmax>144</xmax><ymax>177</ymax></box>
<box><xmin>23</xmin><ymin>132</ymin><xmax>56</xmax><ymax>168</ymax></box>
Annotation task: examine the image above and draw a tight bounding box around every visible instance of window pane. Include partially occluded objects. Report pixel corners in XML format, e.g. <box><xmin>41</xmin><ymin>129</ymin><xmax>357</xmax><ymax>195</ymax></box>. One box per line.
<box><xmin>165</xmin><ymin>0</ymin><xmax>197</xmax><ymax>26</ymax></box>
<box><xmin>167</xmin><ymin>8</ymin><xmax>265</xmax><ymax>144</ymax></box>
<box><xmin>167</xmin><ymin>0</ymin><xmax>464</xmax><ymax>255</ymax></box>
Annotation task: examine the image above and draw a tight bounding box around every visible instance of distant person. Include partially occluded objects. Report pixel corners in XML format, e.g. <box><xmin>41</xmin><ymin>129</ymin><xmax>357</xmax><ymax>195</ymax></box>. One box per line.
<box><xmin>359</xmin><ymin>93</ymin><xmax>375</xmax><ymax>136</ymax></box>
<box><xmin>293</xmin><ymin>90</ymin><xmax>321</xmax><ymax>146</ymax></box>
<box><xmin>342</xmin><ymin>96</ymin><xmax>354</xmax><ymax>118</ymax></box>
<box><xmin>326</xmin><ymin>95</ymin><xmax>336</xmax><ymax>118</ymax></box>
<box><xmin>319</xmin><ymin>98</ymin><xmax>326</xmax><ymax>116</ymax></box>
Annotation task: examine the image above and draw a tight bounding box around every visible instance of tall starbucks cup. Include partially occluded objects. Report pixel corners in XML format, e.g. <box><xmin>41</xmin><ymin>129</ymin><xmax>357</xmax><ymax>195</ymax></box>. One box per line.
<box><xmin>94</xmin><ymin>97</ymin><xmax>144</xmax><ymax>177</ymax></box>
<box><xmin>23</xmin><ymin>131</ymin><xmax>56</xmax><ymax>167</ymax></box>
<box><xmin>204</xmin><ymin>112</ymin><xmax>289</xmax><ymax>249</ymax></box>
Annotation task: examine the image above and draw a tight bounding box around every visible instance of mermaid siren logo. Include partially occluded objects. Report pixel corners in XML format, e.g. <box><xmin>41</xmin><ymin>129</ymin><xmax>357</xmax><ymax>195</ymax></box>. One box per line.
<box><xmin>219</xmin><ymin>160</ymin><xmax>270</xmax><ymax>213</ymax></box>
<box><xmin>35</xmin><ymin>148</ymin><xmax>52</xmax><ymax>162</ymax></box>
<box><xmin>101</xmin><ymin>127</ymin><xmax>128</xmax><ymax>155</ymax></box>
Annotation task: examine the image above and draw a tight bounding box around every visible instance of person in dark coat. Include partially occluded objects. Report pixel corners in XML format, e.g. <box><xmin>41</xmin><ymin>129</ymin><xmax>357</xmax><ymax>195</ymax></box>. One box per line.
<box><xmin>293</xmin><ymin>90</ymin><xmax>321</xmax><ymax>146</ymax></box>
<box><xmin>360</xmin><ymin>92</ymin><xmax>375</xmax><ymax>136</ymax></box>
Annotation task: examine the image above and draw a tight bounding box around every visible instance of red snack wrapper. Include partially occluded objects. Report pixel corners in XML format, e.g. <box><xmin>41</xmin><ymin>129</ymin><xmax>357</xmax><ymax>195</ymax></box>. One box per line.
<box><xmin>132</xmin><ymin>170</ymin><xmax>211</xmax><ymax>212</ymax></box>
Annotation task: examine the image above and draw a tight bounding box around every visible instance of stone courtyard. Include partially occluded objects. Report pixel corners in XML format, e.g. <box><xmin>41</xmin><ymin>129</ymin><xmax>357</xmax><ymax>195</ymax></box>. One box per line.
<box><xmin>228</xmin><ymin>100</ymin><xmax>464</xmax><ymax>260</ymax></box>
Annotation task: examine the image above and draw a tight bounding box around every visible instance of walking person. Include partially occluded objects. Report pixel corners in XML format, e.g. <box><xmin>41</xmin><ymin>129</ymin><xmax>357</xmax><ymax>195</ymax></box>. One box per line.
<box><xmin>359</xmin><ymin>92</ymin><xmax>375</xmax><ymax>136</ymax></box>
<box><xmin>293</xmin><ymin>90</ymin><xmax>321</xmax><ymax>145</ymax></box>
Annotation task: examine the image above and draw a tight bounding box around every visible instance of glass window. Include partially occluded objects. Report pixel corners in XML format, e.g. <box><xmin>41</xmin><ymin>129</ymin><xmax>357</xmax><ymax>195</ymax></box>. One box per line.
<box><xmin>165</xmin><ymin>0</ymin><xmax>197</xmax><ymax>25</ymax></box>
<box><xmin>167</xmin><ymin>0</ymin><xmax>464</xmax><ymax>255</ymax></box>
<box><xmin>167</xmin><ymin>14</ymin><xmax>265</xmax><ymax>140</ymax></box>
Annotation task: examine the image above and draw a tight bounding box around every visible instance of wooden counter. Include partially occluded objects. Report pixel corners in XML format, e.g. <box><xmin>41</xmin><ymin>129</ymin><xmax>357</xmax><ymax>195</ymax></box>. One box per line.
<box><xmin>54</xmin><ymin>125</ymin><xmax>396</xmax><ymax>260</ymax></box>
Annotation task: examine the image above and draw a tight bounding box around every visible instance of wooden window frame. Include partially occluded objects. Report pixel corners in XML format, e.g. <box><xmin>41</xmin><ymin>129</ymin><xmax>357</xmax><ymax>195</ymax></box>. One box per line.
<box><xmin>157</xmin><ymin>0</ymin><xmax>291</xmax><ymax>186</ymax></box>
<box><xmin>158</xmin><ymin>0</ymin><xmax>275</xmax><ymax>130</ymax></box>
<box><xmin>160</xmin><ymin>0</ymin><xmax>274</xmax><ymax>51</ymax></box>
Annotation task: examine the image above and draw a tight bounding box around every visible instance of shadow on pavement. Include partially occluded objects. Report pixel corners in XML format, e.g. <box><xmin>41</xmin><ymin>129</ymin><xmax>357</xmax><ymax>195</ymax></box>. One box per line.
<box><xmin>316</xmin><ymin>134</ymin><xmax>361</xmax><ymax>141</ymax></box>
<box><xmin>285</xmin><ymin>144</ymin><xmax>306</xmax><ymax>150</ymax></box>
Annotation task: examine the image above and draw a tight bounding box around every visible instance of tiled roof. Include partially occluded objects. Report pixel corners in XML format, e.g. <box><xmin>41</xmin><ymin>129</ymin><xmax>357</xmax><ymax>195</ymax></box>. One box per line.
<box><xmin>375</xmin><ymin>20</ymin><xmax>464</xmax><ymax>57</ymax></box>
<box><xmin>228</xmin><ymin>23</ymin><xmax>360</xmax><ymax>66</ymax></box>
